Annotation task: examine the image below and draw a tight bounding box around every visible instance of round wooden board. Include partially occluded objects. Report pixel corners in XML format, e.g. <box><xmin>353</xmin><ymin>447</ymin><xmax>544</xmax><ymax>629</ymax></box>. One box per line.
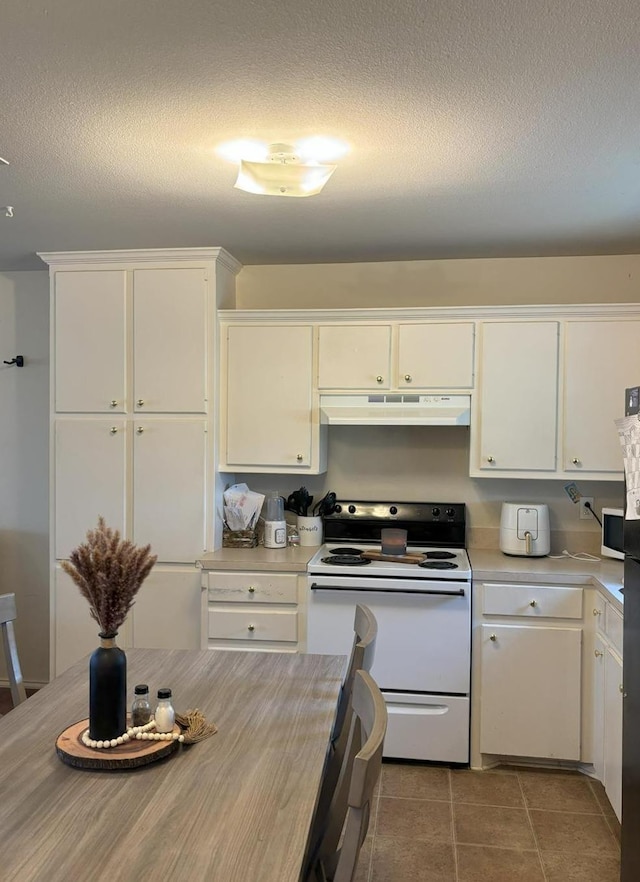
<box><xmin>56</xmin><ymin>720</ymin><xmax>180</xmax><ymax>770</ymax></box>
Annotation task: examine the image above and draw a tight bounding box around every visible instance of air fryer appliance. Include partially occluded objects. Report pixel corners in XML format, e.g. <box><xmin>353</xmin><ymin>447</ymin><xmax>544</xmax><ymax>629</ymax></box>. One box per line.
<box><xmin>499</xmin><ymin>502</ymin><xmax>550</xmax><ymax>557</ymax></box>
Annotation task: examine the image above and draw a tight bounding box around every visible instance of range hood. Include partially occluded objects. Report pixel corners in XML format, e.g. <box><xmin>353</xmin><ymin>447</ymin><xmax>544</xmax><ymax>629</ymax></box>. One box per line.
<box><xmin>319</xmin><ymin>394</ymin><xmax>471</xmax><ymax>426</ymax></box>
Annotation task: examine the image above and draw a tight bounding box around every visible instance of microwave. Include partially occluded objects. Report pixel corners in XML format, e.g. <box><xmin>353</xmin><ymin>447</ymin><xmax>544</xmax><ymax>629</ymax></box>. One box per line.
<box><xmin>601</xmin><ymin>508</ymin><xmax>624</xmax><ymax>560</ymax></box>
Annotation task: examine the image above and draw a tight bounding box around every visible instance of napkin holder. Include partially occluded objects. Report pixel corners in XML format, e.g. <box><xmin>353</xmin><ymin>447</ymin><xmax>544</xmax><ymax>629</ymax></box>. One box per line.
<box><xmin>222</xmin><ymin>526</ymin><xmax>258</xmax><ymax>548</ymax></box>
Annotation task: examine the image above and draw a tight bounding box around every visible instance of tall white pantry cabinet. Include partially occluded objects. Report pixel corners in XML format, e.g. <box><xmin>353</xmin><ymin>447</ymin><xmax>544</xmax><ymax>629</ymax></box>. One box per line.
<box><xmin>40</xmin><ymin>248</ymin><xmax>241</xmax><ymax>678</ymax></box>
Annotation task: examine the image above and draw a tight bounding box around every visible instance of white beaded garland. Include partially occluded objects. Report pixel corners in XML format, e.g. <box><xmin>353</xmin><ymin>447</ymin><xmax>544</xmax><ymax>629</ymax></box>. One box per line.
<box><xmin>81</xmin><ymin>718</ymin><xmax>183</xmax><ymax>751</ymax></box>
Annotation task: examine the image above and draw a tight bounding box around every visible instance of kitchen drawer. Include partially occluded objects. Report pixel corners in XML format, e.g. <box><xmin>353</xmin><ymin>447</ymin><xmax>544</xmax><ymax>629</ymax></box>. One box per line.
<box><xmin>606</xmin><ymin>604</ymin><xmax>623</xmax><ymax>655</ymax></box>
<box><xmin>207</xmin><ymin>571</ymin><xmax>298</xmax><ymax>604</ymax></box>
<box><xmin>208</xmin><ymin>608</ymin><xmax>298</xmax><ymax>642</ymax></box>
<box><xmin>382</xmin><ymin>693</ymin><xmax>469</xmax><ymax>763</ymax></box>
<box><xmin>482</xmin><ymin>583</ymin><xmax>583</xmax><ymax>619</ymax></box>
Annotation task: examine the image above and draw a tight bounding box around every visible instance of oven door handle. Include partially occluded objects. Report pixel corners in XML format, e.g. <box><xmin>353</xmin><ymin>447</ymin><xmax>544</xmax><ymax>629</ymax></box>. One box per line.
<box><xmin>309</xmin><ymin>583</ymin><xmax>466</xmax><ymax>597</ymax></box>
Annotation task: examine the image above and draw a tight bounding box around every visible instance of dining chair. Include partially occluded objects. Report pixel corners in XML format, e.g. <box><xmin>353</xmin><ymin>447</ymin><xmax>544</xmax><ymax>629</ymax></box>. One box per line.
<box><xmin>332</xmin><ymin>603</ymin><xmax>378</xmax><ymax>750</ymax></box>
<box><xmin>0</xmin><ymin>593</ymin><xmax>27</xmax><ymax>710</ymax></box>
<box><xmin>307</xmin><ymin>669</ymin><xmax>387</xmax><ymax>882</ymax></box>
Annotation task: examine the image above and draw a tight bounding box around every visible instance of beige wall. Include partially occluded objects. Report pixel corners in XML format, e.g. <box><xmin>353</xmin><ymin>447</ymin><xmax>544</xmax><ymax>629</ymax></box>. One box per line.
<box><xmin>0</xmin><ymin>271</ymin><xmax>50</xmax><ymax>686</ymax></box>
<box><xmin>237</xmin><ymin>254</ymin><xmax>640</xmax><ymax>309</ymax></box>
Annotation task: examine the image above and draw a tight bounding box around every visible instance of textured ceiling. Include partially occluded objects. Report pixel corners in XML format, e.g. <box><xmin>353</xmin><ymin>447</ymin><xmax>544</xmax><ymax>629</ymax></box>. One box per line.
<box><xmin>1</xmin><ymin>0</ymin><xmax>639</xmax><ymax>270</ymax></box>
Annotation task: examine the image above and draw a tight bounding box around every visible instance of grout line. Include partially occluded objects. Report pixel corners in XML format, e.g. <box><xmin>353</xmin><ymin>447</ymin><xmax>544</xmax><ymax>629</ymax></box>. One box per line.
<box><xmin>364</xmin><ymin>793</ymin><xmax>380</xmax><ymax>882</ymax></box>
<box><xmin>448</xmin><ymin>769</ymin><xmax>459</xmax><ymax>882</ymax></box>
<box><xmin>515</xmin><ymin>770</ymin><xmax>549</xmax><ymax>882</ymax></box>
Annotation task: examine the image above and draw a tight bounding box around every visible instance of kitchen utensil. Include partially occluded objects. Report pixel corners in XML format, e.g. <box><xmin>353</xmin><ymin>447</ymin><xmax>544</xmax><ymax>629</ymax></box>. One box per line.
<box><xmin>286</xmin><ymin>487</ymin><xmax>313</xmax><ymax>516</ymax></box>
<box><xmin>313</xmin><ymin>491</ymin><xmax>337</xmax><ymax>517</ymax></box>
<box><xmin>361</xmin><ymin>550</ymin><xmax>425</xmax><ymax>564</ymax></box>
<box><xmin>499</xmin><ymin>502</ymin><xmax>550</xmax><ymax>556</ymax></box>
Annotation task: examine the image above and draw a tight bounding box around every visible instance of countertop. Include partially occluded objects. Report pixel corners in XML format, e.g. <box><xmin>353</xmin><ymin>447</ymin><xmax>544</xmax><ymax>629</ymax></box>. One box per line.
<box><xmin>197</xmin><ymin>546</ymin><xmax>625</xmax><ymax>611</ymax></box>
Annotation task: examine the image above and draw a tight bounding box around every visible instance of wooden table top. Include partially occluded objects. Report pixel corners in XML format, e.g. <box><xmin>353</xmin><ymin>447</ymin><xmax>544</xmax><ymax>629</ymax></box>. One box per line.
<box><xmin>0</xmin><ymin>648</ymin><xmax>346</xmax><ymax>882</ymax></box>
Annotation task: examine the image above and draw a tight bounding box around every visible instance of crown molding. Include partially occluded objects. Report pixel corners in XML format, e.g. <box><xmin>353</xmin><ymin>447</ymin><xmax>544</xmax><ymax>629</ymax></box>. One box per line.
<box><xmin>219</xmin><ymin>303</ymin><xmax>640</xmax><ymax>322</ymax></box>
<box><xmin>37</xmin><ymin>247</ymin><xmax>242</xmax><ymax>274</ymax></box>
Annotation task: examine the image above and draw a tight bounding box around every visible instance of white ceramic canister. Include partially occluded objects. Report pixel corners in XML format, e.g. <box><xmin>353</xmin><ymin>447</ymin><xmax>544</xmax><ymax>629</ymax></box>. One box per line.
<box><xmin>297</xmin><ymin>515</ymin><xmax>323</xmax><ymax>546</ymax></box>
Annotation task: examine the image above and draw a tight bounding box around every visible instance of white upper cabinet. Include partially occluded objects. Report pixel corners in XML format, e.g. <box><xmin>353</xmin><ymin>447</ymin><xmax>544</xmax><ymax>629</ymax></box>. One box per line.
<box><xmin>132</xmin><ymin>419</ymin><xmax>208</xmax><ymax>562</ymax></box>
<box><xmin>472</xmin><ymin>321</ymin><xmax>559</xmax><ymax>474</ymax></box>
<box><xmin>55</xmin><ymin>271</ymin><xmax>127</xmax><ymax>412</ymax></box>
<box><xmin>397</xmin><ymin>323</ymin><xmax>474</xmax><ymax>388</ymax></box>
<box><xmin>133</xmin><ymin>268</ymin><xmax>207</xmax><ymax>413</ymax></box>
<box><xmin>318</xmin><ymin>325</ymin><xmax>392</xmax><ymax>389</ymax></box>
<box><xmin>563</xmin><ymin>320</ymin><xmax>639</xmax><ymax>474</ymax></box>
<box><xmin>222</xmin><ymin>324</ymin><xmax>323</xmax><ymax>473</ymax></box>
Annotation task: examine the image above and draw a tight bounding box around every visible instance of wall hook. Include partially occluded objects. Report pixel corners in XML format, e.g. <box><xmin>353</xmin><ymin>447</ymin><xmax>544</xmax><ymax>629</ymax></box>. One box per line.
<box><xmin>3</xmin><ymin>355</ymin><xmax>24</xmax><ymax>367</ymax></box>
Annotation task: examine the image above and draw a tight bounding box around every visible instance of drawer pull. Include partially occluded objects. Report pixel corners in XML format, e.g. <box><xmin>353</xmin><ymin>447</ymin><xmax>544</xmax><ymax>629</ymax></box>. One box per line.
<box><xmin>247</xmin><ymin>624</ymin><xmax>255</xmax><ymax>632</ymax></box>
<box><xmin>572</xmin><ymin>457</ymin><xmax>580</xmax><ymax>465</ymax></box>
<box><xmin>248</xmin><ymin>586</ymin><xmax>255</xmax><ymax>594</ymax></box>
<box><xmin>489</xmin><ymin>634</ymin><xmax>497</xmax><ymax>642</ymax></box>
<box><xmin>593</xmin><ymin>608</ymin><xmax>602</xmax><ymax>616</ymax></box>
<box><xmin>487</xmin><ymin>456</ymin><xmax>495</xmax><ymax>463</ymax></box>
<box><xmin>376</xmin><ymin>376</ymin><xmax>384</xmax><ymax>384</ymax></box>
<box><xmin>529</xmin><ymin>600</ymin><xmax>537</xmax><ymax>608</ymax></box>
<box><xmin>110</xmin><ymin>426</ymin><xmax>118</xmax><ymax>435</ymax></box>
<box><xmin>594</xmin><ymin>649</ymin><xmax>604</xmax><ymax>658</ymax></box>
<box><xmin>404</xmin><ymin>374</ymin><xmax>412</xmax><ymax>382</ymax></box>
<box><xmin>109</xmin><ymin>399</ymin><xmax>118</xmax><ymax>408</ymax></box>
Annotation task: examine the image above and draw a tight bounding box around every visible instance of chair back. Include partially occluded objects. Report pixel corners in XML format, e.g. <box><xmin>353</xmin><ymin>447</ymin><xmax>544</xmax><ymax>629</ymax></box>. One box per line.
<box><xmin>332</xmin><ymin>604</ymin><xmax>377</xmax><ymax>746</ymax></box>
<box><xmin>311</xmin><ymin>669</ymin><xmax>387</xmax><ymax>882</ymax></box>
<box><xmin>0</xmin><ymin>593</ymin><xmax>27</xmax><ymax>707</ymax></box>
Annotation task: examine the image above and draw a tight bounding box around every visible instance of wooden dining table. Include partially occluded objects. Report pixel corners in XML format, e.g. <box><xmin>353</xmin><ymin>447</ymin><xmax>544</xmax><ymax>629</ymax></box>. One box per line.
<box><xmin>0</xmin><ymin>648</ymin><xmax>346</xmax><ymax>882</ymax></box>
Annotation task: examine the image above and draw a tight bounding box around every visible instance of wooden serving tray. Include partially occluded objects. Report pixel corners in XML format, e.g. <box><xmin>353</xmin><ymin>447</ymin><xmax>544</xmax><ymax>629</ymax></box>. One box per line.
<box><xmin>56</xmin><ymin>719</ymin><xmax>180</xmax><ymax>770</ymax></box>
<box><xmin>361</xmin><ymin>550</ymin><xmax>425</xmax><ymax>564</ymax></box>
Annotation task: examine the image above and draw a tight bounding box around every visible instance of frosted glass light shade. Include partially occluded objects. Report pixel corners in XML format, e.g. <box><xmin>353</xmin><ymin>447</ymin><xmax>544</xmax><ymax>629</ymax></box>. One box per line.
<box><xmin>235</xmin><ymin>159</ymin><xmax>336</xmax><ymax>197</ymax></box>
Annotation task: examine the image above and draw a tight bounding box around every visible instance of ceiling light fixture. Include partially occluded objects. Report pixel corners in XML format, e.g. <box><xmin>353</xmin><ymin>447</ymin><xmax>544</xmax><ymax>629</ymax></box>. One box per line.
<box><xmin>234</xmin><ymin>143</ymin><xmax>337</xmax><ymax>198</ymax></box>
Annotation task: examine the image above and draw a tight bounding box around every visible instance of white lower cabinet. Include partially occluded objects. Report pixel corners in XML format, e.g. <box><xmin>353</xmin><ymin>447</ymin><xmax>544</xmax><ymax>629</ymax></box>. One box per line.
<box><xmin>477</xmin><ymin>581</ymin><xmax>584</xmax><ymax>761</ymax></box>
<box><xmin>591</xmin><ymin>591</ymin><xmax>623</xmax><ymax>822</ymax></box>
<box><xmin>54</xmin><ymin>565</ymin><xmax>200</xmax><ymax>676</ymax></box>
<box><xmin>204</xmin><ymin>570</ymin><xmax>305</xmax><ymax>652</ymax></box>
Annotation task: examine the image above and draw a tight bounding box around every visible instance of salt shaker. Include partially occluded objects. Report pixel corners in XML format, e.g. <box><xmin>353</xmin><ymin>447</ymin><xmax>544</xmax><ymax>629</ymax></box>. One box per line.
<box><xmin>154</xmin><ymin>687</ymin><xmax>175</xmax><ymax>733</ymax></box>
<box><xmin>131</xmin><ymin>683</ymin><xmax>152</xmax><ymax>727</ymax></box>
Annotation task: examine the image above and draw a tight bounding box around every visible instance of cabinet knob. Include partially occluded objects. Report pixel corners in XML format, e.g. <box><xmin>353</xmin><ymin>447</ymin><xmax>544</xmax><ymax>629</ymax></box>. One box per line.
<box><xmin>110</xmin><ymin>426</ymin><xmax>118</xmax><ymax>435</ymax></box>
<box><xmin>137</xmin><ymin>399</ymin><xmax>145</xmax><ymax>407</ymax></box>
<box><xmin>594</xmin><ymin>649</ymin><xmax>604</xmax><ymax>658</ymax></box>
<box><xmin>489</xmin><ymin>634</ymin><xmax>497</xmax><ymax>642</ymax></box>
<box><xmin>248</xmin><ymin>586</ymin><xmax>255</xmax><ymax>594</ymax></box>
<box><xmin>296</xmin><ymin>454</ymin><xmax>303</xmax><ymax>462</ymax></box>
<box><xmin>593</xmin><ymin>608</ymin><xmax>602</xmax><ymax>616</ymax></box>
<box><xmin>404</xmin><ymin>374</ymin><xmax>412</xmax><ymax>382</ymax></box>
<box><xmin>109</xmin><ymin>400</ymin><xmax>118</xmax><ymax>408</ymax></box>
<box><xmin>620</xmin><ymin>684</ymin><xmax>625</xmax><ymax>695</ymax></box>
<box><xmin>136</xmin><ymin>426</ymin><xmax>144</xmax><ymax>434</ymax></box>
<box><xmin>376</xmin><ymin>376</ymin><xmax>384</xmax><ymax>384</ymax></box>
<box><xmin>487</xmin><ymin>456</ymin><xmax>495</xmax><ymax>463</ymax></box>
<box><xmin>247</xmin><ymin>624</ymin><xmax>255</xmax><ymax>632</ymax></box>
<box><xmin>572</xmin><ymin>457</ymin><xmax>580</xmax><ymax>465</ymax></box>
<box><xmin>529</xmin><ymin>600</ymin><xmax>537</xmax><ymax>607</ymax></box>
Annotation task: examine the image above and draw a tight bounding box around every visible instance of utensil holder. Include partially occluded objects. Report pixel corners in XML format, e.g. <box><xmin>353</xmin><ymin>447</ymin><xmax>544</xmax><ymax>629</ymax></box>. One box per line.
<box><xmin>297</xmin><ymin>516</ymin><xmax>323</xmax><ymax>546</ymax></box>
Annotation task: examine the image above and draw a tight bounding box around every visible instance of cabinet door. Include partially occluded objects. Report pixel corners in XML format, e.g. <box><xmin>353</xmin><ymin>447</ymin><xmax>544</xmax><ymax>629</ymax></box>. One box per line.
<box><xmin>225</xmin><ymin>325</ymin><xmax>314</xmax><ymax>469</ymax></box>
<box><xmin>397</xmin><ymin>323</ymin><xmax>474</xmax><ymax>388</ymax></box>
<box><xmin>604</xmin><ymin>646</ymin><xmax>623</xmax><ymax>821</ymax></box>
<box><xmin>480</xmin><ymin>623</ymin><xmax>582</xmax><ymax>759</ymax></box>
<box><xmin>593</xmin><ymin>633</ymin><xmax>606</xmax><ymax>782</ymax></box>
<box><xmin>54</xmin><ymin>420</ymin><xmax>127</xmax><ymax>559</ymax></box>
<box><xmin>133</xmin><ymin>268</ymin><xmax>207</xmax><ymax>413</ymax></box>
<box><xmin>133</xmin><ymin>420</ymin><xmax>207</xmax><ymax>562</ymax></box>
<box><xmin>318</xmin><ymin>325</ymin><xmax>391</xmax><ymax>389</ymax></box>
<box><xmin>132</xmin><ymin>567</ymin><xmax>202</xmax><ymax>650</ymax></box>
<box><xmin>54</xmin><ymin>270</ymin><xmax>127</xmax><ymax>412</ymax></box>
<box><xmin>475</xmin><ymin>322</ymin><xmax>558</xmax><ymax>472</ymax></box>
<box><xmin>54</xmin><ymin>566</ymin><xmax>132</xmax><ymax>677</ymax></box>
<box><xmin>563</xmin><ymin>321</ymin><xmax>639</xmax><ymax>474</ymax></box>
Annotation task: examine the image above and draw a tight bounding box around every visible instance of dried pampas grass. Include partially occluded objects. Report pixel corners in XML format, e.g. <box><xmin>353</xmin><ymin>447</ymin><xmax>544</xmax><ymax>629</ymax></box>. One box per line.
<box><xmin>61</xmin><ymin>517</ymin><xmax>157</xmax><ymax>636</ymax></box>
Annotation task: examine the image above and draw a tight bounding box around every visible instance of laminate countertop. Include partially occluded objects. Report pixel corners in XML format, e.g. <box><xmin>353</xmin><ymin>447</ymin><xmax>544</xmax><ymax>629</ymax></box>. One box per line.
<box><xmin>197</xmin><ymin>547</ymin><xmax>625</xmax><ymax>611</ymax></box>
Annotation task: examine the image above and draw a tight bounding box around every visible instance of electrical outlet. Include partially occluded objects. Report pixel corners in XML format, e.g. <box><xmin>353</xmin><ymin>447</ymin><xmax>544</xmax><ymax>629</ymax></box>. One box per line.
<box><xmin>579</xmin><ymin>497</ymin><xmax>595</xmax><ymax>520</ymax></box>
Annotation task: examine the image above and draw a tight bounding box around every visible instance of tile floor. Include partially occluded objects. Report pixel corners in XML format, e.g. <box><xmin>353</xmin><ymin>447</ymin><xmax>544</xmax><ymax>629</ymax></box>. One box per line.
<box><xmin>356</xmin><ymin>762</ymin><xmax>621</xmax><ymax>882</ymax></box>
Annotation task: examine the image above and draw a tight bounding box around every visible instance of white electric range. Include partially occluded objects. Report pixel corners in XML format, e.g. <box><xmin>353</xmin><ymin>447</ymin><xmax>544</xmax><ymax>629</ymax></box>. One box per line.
<box><xmin>306</xmin><ymin>501</ymin><xmax>472</xmax><ymax>764</ymax></box>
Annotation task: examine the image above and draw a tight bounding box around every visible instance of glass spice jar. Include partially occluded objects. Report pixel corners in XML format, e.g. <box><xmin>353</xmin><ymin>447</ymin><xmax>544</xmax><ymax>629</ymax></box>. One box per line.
<box><xmin>154</xmin><ymin>687</ymin><xmax>175</xmax><ymax>733</ymax></box>
<box><xmin>131</xmin><ymin>684</ymin><xmax>152</xmax><ymax>727</ymax></box>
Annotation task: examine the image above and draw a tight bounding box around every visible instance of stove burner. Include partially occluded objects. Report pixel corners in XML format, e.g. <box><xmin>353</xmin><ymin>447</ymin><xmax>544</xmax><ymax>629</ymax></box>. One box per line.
<box><xmin>424</xmin><ymin>551</ymin><xmax>456</xmax><ymax>560</ymax></box>
<box><xmin>418</xmin><ymin>560</ymin><xmax>459</xmax><ymax>570</ymax></box>
<box><xmin>328</xmin><ymin>547</ymin><xmax>363</xmax><ymax>556</ymax></box>
<box><xmin>321</xmin><ymin>555</ymin><xmax>372</xmax><ymax>566</ymax></box>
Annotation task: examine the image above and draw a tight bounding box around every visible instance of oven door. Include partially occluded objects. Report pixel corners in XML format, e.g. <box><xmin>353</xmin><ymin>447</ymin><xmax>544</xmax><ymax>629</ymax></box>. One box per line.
<box><xmin>307</xmin><ymin>575</ymin><xmax>470</xmax><ymax>694</ymax></box>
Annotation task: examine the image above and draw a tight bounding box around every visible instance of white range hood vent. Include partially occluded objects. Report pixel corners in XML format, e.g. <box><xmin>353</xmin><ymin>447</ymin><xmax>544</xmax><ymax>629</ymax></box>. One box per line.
<box><xmin>319</xmin><ymin>394</ymin><xmax>471</xmax><ymax>426</ymax></box>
